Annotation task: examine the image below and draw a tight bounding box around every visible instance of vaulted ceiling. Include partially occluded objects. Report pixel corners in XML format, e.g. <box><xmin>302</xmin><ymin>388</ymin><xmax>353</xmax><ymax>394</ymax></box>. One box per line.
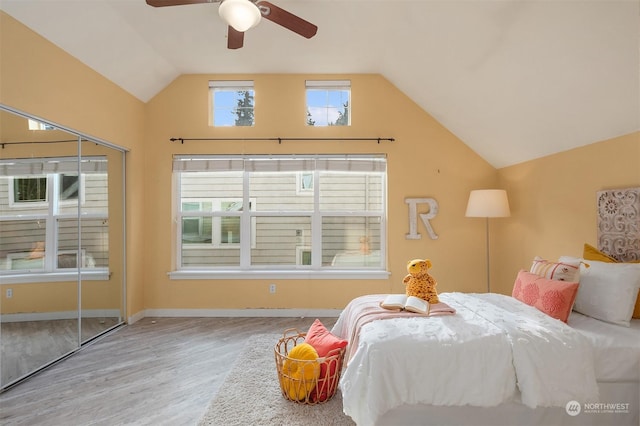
<box><xmin>1</xmin><ymin>0</ymin><xmax>638</xmax><ymax>168</ymax></box>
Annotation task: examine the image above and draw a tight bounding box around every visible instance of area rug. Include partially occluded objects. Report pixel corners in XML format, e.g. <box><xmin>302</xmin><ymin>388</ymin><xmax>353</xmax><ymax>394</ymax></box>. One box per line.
<box><xmin>198</xmin><ymin>334</ymin><xmax>356</xmax><ymax>426</ymax></box>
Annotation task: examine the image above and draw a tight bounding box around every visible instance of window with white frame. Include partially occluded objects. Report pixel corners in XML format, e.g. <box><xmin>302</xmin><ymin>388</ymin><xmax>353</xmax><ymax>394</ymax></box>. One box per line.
<box><xmin>10</xmin><ymin>173</ymin><xmax>80</xmax><ymax>207</ymax></box>
<box><xmin>27</xmin><ymin>119</ymin><xmax>56</xmax><ymax>131</ymax></box>
<box><xmin>210</xmin><ymin>80</ymin><xmax>255</xmax><ymax>127</ymax></box>
<box><xmin>173</xmin><ymin>155</ymin><xmax>386</xmax><ymax>272</ymax></box>
<box><xmin>306</xmin><ymin>80</ymin><xmax>351</xmax><ymax>126</ymax></box>
<box><xmin>0</xmin><ymin>156</ymin><xmax>109</xmax><ymax>274</ymax></box>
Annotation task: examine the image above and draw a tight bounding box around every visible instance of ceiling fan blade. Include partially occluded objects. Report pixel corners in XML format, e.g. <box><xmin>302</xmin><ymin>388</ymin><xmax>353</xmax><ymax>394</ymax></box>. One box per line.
<box><xmin>256</xmin><ymin>1</ymin><xmax>317</xmax><ymax>39</ymax></box>
<box><xmin>227</xmin><ymin>26</ymin><xmax>244</xmax><ymax>49</ymax></box>
<box><xmin>146</xmin><ymin>0</ymin><xmax>214</xmax><ymax>7</ymax></box>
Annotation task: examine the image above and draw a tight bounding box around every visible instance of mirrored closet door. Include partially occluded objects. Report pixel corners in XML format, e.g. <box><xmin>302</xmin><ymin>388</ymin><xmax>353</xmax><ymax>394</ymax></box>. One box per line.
<box><xmin>0</xmin><ymin>106</ymin><xmax>126</xmax><ymax>391</ymax></box>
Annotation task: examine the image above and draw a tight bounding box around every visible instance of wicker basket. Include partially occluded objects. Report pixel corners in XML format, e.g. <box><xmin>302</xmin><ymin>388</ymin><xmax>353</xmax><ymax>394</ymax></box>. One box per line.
<box><xmin>274</xmin><ymin>328</ymin><xmax>346</xmax><ymax>405</ymax></box>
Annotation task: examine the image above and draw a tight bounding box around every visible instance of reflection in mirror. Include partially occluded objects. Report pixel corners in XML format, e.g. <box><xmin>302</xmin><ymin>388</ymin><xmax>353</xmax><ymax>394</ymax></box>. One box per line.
<box><xmin>79</xmin><ymin>138</ymin><xmax>124</xmax><ymax>343</ymax></box>
<box><xmin>0</xmin><ymin>107</ymin><xmax>125</xmax><ymax>391</ymax></box>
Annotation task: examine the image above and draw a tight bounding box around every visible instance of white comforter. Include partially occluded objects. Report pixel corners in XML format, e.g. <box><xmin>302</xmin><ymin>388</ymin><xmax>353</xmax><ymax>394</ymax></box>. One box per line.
<box><xmin>332</xmin><ymin>292</ymin><xmax>599</xmax><ymax>426</ymax></box>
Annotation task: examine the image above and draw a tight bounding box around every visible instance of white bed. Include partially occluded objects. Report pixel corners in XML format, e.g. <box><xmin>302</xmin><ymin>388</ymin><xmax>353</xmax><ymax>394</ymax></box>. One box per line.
<box><xmin>332</xmin><ymin>292</ymin><xmax>640</xmax><ymax>426</ymax></box>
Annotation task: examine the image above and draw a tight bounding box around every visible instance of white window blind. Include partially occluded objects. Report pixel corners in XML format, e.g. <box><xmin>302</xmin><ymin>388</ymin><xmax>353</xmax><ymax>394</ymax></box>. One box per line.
<box><xmin>0</xmin><ymin>156</ymin><xmax>107</xmax><ymax>176</ymax></box>
<box><xmin>173</xmin><ymin>155</ymin><xmax>386</xmax><ymax>172</ymax></box>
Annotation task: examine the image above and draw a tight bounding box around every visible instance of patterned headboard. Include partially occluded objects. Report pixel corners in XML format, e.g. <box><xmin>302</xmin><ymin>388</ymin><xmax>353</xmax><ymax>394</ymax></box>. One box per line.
<box><xmin>597</xmin><ymin>187</ymin><xmax>640</xmax><ymax>262</ymax></box>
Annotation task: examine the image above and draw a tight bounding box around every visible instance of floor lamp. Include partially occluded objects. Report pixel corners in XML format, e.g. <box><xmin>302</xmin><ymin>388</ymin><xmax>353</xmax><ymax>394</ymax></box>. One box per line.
<box><xmin>465</xmin><ymin>189</ymin><xmax>511</xmax><ymax>293</ymax></box>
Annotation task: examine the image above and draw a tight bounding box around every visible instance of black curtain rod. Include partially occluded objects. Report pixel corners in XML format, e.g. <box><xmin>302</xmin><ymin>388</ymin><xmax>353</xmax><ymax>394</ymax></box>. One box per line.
<box><xmin>170</xmin><ymin>137</ymin><xmax>395</xmax><ymax>144</ymax></box>
<box><xmin>1</xmin><ymin>139</ymin><xmax>82</xmax><ymax>148</ymax></box>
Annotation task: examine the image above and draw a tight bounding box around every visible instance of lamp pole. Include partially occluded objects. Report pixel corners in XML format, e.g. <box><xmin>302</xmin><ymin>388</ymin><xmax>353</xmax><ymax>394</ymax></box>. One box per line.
<box><xmin>485</xmin><ymin>217</ymin><xmax>490</xmax><ymax>293</ymax></box>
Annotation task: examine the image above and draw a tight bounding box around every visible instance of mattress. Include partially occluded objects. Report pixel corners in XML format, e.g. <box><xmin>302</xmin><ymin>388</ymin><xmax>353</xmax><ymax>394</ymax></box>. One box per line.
<box><xmin>568</xmin><ymin>311</ymin><xmax>640</xmax><ymax>382</ymax></box>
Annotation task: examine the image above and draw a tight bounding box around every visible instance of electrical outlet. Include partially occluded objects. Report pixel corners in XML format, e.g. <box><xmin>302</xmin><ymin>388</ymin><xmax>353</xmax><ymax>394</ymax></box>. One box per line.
<box><xmin>6</xmin><ymin>288</ymin><xmax>13</xmax><ymax>298</ymax></box>
<box><xmin>269</xmin><ymin>283</ymin><xmax>276</xmax><ymax>294</ymax></box>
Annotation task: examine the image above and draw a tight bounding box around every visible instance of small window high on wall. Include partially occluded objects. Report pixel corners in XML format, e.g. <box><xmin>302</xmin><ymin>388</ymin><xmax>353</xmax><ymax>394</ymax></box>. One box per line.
<box><xmin>210</xmin><ymin>80</ymin><xmax>255</xmax><ymax>127</ymax></box>
<box><xmin>306</xmin><ymin>80</ymin><xmax>351</xmax><ymax>126</ymax></box>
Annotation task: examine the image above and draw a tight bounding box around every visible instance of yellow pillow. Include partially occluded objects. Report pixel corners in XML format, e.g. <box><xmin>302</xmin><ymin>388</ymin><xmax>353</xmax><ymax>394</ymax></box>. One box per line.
<box><xmin>281</xmin><ymin>343</ymin><xmax>320</xmax><ymax>401</ymax></box>
<box><xmin>583</xmin><ymin>243</ymin><xmax>640</xmax><ymax>318</ymax></box>
<box><xmin>583</xmin><ymin>243</ymin><xmax>618</xmax><ymax>263</ymax></box>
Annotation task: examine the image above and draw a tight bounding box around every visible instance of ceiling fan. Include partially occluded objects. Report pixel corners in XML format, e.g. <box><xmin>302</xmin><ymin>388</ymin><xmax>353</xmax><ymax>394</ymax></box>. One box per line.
<box><xmin>145</xmin><ymin>0</ymin><xmax>318</xmax><ymax>50</ymax></box>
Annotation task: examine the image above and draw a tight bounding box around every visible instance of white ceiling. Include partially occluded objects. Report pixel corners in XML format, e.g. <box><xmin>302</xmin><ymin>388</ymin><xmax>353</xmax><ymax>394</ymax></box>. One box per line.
<box><xmin>1</xmin><ymin>0</ymin><xmax>638</xmax><ymax>168</ymax></box>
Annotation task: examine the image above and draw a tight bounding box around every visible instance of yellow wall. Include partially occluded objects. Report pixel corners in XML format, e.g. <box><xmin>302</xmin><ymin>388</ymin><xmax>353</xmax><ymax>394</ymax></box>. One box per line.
<box><xmin>4</xmin><ymin>11</ymin><xmax>637</xmax><ymax>318</ymax></box>
<box><xmin>143</xmin><ymin>74</ymin><xmax>496</xmax><ymax>310</ymax></box>
<box><xmin>0</xmin><ymin>12</ymin><xmax>146</xmax><ymax>318</ymax></box>
<box><xmin>495</xmin><ymin>132</ymin><xmax>640</xmax><ymax>294</ymax></box>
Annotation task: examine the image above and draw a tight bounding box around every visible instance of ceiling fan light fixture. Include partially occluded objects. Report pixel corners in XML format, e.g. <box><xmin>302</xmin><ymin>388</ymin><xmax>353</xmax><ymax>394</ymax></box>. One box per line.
<box><xmin>219</xmin><ymin>0</ymin><xmax>262</xmax><ymax>32</ymax></box>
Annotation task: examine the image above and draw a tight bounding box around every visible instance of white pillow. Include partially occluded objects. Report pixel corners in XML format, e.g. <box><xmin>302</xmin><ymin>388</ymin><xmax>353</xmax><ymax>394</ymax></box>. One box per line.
<box><xmin>531</xmin><ymin>256</ymin><xmax>581</xmax><ymax>282</ymax></box>
<box><xmin>573</xmin><ymin>260</ymin><xmax>640</xmax><ymax>326</ymax></box>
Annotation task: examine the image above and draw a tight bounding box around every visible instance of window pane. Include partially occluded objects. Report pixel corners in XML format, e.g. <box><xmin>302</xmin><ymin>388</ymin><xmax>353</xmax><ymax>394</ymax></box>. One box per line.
<box><xmin>182</xmin><ymin>217</ymin><xmax>212</xmax><ymax>244</ymax></box>
<box><xmin>0</xmin><ymin>220</ymin><xmax>46</xmax><ymax>271</ymax></box>
<box><xmin>299</xmin><ymin>173</ymin><xmax>313</xmax><ymax>192</ymax></box>
<box><xmin>323</xmin><ymin>216</ymin><xmax>381</xmax><ymax>267</ymax></box>
<box><xmin>181</xmin><ymin>245</ymin><xmax>240</xmax><ymax>267</ymax></box>
<box><xmin>306</xmin><ymin>86</ymin><xmax>350</xmax><ymax>126</ymax></box>
<box><xmin>319</xmin><ymin>172</ymin><xmax>384</xmax><ymax>212</ymax></box>
<box><xmin>13</xmin><ymin>177</ymin><xmax>46</xmax><ymax>202</ymax></box>
<box><xmin>57</xmin><ymin>218</ymin><xmax>107</xmax><ymax>268</ymax></box>
<box><xmin>80</xmin><ymin>218</ymin><xmax>108</xmax><ymax>268</ymax></box>
<box><xmin>60</xmin><ymin>174</ymin><xmax>79</xmax><ymax>200</ymax></box>
<box><xmin>220</xmin><ymin>216</ymin><xmax>240</xmax><ymax>244</ymax></box>
<box><xmin>213</xmin><ymin>89</ymin><xmax>255</xmax><ymax>127</ymax></box>
<box><xmin>56</xmin><ymin>219</ymin><xmax>109</xmax><ymax>268</ymax></box>
<box><xmin>57</xmin><ymin>172</ymin><xmax>80</xmax><ymax>215</ymax></box>
<box><xmin>251</xmin><ymin>216</ymin><xmax>311</xmax><ymax>266</ymax></box>
<box><xmin>79</xmin><ymin>172</ymin><xmax>109</xmax><ymax>215</ymax></box>
<box><xmin>180</xmin><ymin>172</ymin><xmax>243</xmax><ymax>206</ymax></box>
<box><xmin>250</xmin><ymin>172</ymin><xmax>314</xmax><ymax>211</ymax></box>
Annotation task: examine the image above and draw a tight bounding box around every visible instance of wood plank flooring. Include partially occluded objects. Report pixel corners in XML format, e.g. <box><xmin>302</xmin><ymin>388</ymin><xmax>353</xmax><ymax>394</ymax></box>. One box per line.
<box><xmin>1</xmin><ymin>318</ymin><xmax>121</xmax><ymax>385</ymax></box>
<box><xmin>0</xmin><ymin>316</ymin><xmax>337</xmax><ymax>426</ymax></box>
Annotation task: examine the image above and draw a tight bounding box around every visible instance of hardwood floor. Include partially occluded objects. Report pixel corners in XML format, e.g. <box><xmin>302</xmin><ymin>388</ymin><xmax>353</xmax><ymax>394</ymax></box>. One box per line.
<box><xmin>0</xmin><ymin>316</ymin><xmax>337</xmax><ymax>426</ymax></box>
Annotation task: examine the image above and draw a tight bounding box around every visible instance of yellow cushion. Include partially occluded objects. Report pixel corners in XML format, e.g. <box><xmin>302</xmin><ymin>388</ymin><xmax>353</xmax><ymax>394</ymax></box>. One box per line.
<box><xmin>583</xmin><ymin>243</ymin><xmax>618</xmax><ymax>263</ymax></box>
<box><xmin>281</xmin><ymin>343</ymin><xmax>320</xmax><ymax>401</ymax></box>
<box><xmin>583</xmin><ymin>244</ymin><xmax>640</xmax><ymax>318</ymax></box>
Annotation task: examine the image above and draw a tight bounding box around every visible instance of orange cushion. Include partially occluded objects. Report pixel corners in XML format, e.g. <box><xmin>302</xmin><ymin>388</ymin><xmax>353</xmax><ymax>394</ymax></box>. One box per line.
<box><xmin>512</xmin><ymin>270</ymin><xmax>579</xmax><ymax>323</ymax></box>
<box><xmin>583</xmin><ymin>243</ymin><xmax>640</xmax><ymax>318</ymax></box>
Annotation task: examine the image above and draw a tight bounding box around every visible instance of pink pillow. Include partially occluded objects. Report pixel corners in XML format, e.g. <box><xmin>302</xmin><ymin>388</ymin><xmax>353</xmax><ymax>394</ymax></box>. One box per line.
<box><xmin>512</xmin><ymin>270</ymin><xmax>579</xmax><ymax>323</ymax></box>
<box><xmin>305</xmin><ymin>319</ymin><xmax>348</xmax><ymax>356</ymax></box>
<box><xmin>305</xmin><ymin>319</ymin><xmax>347</xmax><ymax>402</ymax></box>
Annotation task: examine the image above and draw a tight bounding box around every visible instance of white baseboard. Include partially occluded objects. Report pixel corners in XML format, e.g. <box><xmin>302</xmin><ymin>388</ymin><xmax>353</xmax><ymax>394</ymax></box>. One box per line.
<box><xmin>127</xmin><ymin>310</ymin><xmax>145</xmax><ymax>325</ymax></box>
<box><xmin>142</xmin><ymin>308</ymin><xmax>342</xmax><ymax>318</ymax></box>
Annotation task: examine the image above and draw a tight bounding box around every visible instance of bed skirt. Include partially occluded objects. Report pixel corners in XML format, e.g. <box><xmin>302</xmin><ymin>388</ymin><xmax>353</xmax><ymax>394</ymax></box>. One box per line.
<box><xmin>376</xmin><ymin>381</ymin><xmax>639</xmax><ymax>426</ymax></box>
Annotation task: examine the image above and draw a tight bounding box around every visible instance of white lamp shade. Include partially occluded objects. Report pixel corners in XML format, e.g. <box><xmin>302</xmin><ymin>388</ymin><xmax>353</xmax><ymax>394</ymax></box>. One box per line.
<box><xmin>219</xmin><ymin>0</ymin><xmax>262</xmax><ymax>32</ymax></box>
<box><xmin>465</xmin><ymin>189</ymin><xmax>511</xmax><ymax>218</ymax></box>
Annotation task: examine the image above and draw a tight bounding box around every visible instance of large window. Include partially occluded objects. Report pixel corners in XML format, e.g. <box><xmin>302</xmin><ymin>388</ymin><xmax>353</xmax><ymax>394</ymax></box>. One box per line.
<box><xmin>210</xmin><ymin>80</ymin><xmax>255</xmax><ymax>127</ymax></box>
<box><xmin>173</xmin><ymin>155</ymin><xmax>386</xmax><ymax>275</ymax></box>
<box><xmin>306</xmin><ymin>80</ymin><xmax>351</xmax><ymax>126</ymax></box>
<box><xmin>0</xmin><ymin>157</ymin><xmax>108</xmax><ymax>274</ymax></box>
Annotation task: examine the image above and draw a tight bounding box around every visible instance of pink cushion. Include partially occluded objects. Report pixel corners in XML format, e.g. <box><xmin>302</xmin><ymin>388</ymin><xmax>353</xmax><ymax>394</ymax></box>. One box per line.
<box><xmin>512</xmin><ymin>270</ymin><xmax>579</xmax><ymax>323</ymax></box>
<box><xmin>305</xmin><ymin>319</ymin><xmax>348</xmax><ymax>402</ymax></box>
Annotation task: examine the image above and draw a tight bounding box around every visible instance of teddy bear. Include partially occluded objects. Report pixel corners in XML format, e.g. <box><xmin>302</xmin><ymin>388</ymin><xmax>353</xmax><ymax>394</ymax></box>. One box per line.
<box><xmin>403</xmin><ymin>258</ymin><xmax>440</xmax><ymax>304</ymax></box>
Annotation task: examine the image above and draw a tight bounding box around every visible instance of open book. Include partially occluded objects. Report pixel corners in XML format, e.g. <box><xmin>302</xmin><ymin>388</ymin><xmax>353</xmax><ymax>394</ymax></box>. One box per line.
<box><xmin>380</xmin><ymin>294</ymin><xmax>430</xmax><ymax>315</ymax></box>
